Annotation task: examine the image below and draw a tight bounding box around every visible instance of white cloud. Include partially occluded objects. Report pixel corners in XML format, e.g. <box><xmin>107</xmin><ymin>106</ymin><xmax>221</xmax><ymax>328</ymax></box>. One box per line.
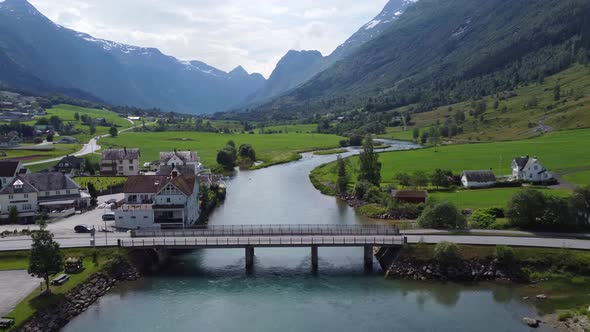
<box><xmin>28</xmin><ymin>0</ymin><xmax>388</xmax><ymax>77</ymax></box>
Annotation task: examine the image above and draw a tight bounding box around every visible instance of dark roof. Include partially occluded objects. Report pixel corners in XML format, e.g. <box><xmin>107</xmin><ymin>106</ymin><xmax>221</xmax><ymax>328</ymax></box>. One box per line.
<box><xmin>157</xmin><ymin>165</ymin><xmax>196</xmax><ymax>176</ymax></box>
<box><xmin>159</xmin><ymin>151</ymin><xmax>197</xmax><ymax>164</ymax></box>
<box><xmin>0</xmin><ymin>135</ymin><xmax>17</xmax><ymax>143</ymax></box>
<box><xmin>169</xmin><ymin>176</ymin><xmax>196</xmax><ymax>196</ymax></box>
<box><xmin>54</xmin><ymin>156</ymin><xmax>85</xmax><ymax>169</ymax></box>
<box><xmin>393</xmin><ymin>190</ymin><xmax>428</xmax><ymax>198</ymax></box>
<box><xmin>101</xmin><ymin>148</ymin><xmax>140</xmax><ymax>160</ymax></box>
<box><xmin>21</xmin><ymin>173</ymin><xmax>80</xmax><ymax>191</ymax></box>
<box><xmin>462</xmin><ymin>170</ymin><xmax>496</xmax><ymax>183</ymax></box>
<box><xmin>514</xmin><ymin>157</ymin><xmax>529</xmax><ymax>171</ymax></box>
<box><xmin>0</xmin><ymin>177</ymin><xmax>37</xmax><ymax>194</ymax></box>
<box><xmin>124</xmin><ymin>175</ymin><xmax>169</xmax><ymax>194</ymax></box>
<box><xmin>0</xmin><ymin>161</ymin><xmax>20</xmax><ymax>177</ymax></box>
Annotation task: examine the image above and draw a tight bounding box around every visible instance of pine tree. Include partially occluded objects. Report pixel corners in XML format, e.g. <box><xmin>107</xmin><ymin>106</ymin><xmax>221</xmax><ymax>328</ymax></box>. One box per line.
<box><xmin>358</xmin><ymin>136</ymin><xmax>381</xmax><ymax>186</ymax></box>
<box><xmin>336</xmin><ymin>155</ymin><xmax>349</xmax><ymax>194</ymax></box>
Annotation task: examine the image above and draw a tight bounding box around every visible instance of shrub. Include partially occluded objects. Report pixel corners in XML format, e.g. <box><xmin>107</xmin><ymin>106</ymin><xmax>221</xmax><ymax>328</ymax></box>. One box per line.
<box><xmin>495</xmin><ymin>246</ymin><xmax>517</xmax><ymax>268</ymax></box>
<box><xmin>354</xmin><ymin>181</ymin><xmax>371</xmax><ymax>199</ymax></box>
<box><xmin>418</xmin><ymin>201</ymin><xmax>467</xmax><ymax>229</ymax></box>
<box><xmin>434</xmin><ymin>242</ymin><xmax>462</xmax><ymax>267</ymax></box>
<box><xmin>558</xmin><ymin>311</ymin><xmax>575</xmax><ymax>321</ymax></box>
<box><xmin>359</xmin><ymin>204</ymin><xmax>388</xmax><ymax>218</ymax></box>
<box><xmin>470</xmin><ymin>209</ymin><xmax>496</xmax><ymax>229</ymax></box>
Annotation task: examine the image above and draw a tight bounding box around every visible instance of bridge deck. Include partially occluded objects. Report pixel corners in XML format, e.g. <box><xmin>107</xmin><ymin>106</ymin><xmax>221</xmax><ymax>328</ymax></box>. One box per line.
<box><xmin>119</xmin><ymin>235</ymin><xmax>405</xmax><ymax>249</ymax></box>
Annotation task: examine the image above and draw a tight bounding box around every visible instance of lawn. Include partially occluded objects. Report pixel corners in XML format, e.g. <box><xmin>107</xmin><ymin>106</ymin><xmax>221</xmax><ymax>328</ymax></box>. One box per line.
<box><xmin>2</xmin><ymin>248</ymin><xmax>121</xmax><ymax>331</ymax></box>
<box><xmin>99</xmin><ymin>131</ymin><xmax>343</xmax><ymax>168</ymax></box>
<box><xmin>430</xmin><ymin>187</ymin><xmax>571</xmax><ymax>209</ymax></box>
<box><xmin>563</xmin><ymin>170</ymin><xmax>590</xmax><ymax>187</ymax></box>
<box><xmin>313</xmin><ymin>148</ymin><xmax>348</xmax><ymax>156</ymax></box>
<box><xmin>377</xmin><ymin>128</ymin><xmax>416</xmax><ymax>141</ymax></box>
<box><xmin>73</xmin><ymin>176</ymin><xmax>128</xmax><ymax>191</ymax></box>
<box><xmin>0</xmin><ymin>144</ymin><xmax>82</xmax><ymax>164</ymax></box>
<box><xmin>263</xmin><ymin>124</ymin><xmax>318</xmax><ymax>133</ymax></box>
<box><xmin>312</xmin><ymin>128</ymin><xmax>590</xmax><ymax>188</ymax></box>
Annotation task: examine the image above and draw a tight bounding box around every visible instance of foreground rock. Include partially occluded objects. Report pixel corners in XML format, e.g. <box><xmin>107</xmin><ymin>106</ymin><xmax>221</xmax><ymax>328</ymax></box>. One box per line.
<box><xmin>17</xmin><ymin>262</ymin><xmax>139</xmax><ymax>332</ymax></box>
<box><xmin>522</xmin><ymin>317</ymin><xmax>540</xmax><ymax>328</ymax></box>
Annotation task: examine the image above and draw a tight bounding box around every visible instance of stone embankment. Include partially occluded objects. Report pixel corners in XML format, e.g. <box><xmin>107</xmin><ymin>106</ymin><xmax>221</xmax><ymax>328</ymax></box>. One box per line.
<box><xmin>17</xmin><ymin>263</ymin><xmax>139</xmax><ymax>332</ymax></box>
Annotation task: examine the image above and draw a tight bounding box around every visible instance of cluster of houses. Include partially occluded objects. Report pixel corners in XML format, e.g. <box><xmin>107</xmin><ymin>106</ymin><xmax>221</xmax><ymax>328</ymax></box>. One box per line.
<box><xmin>0</xmin><ymin>92</ymin><xmax>46</xmax><ymax>122</ymax></box>
<box><xmin>392</xmin><ymin>156</ymin><xmax>555</xmax><ymax>204</ymax></box>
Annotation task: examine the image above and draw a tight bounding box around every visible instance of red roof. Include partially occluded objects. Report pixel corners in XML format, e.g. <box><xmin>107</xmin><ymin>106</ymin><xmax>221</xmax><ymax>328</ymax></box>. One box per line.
<box><xmin>393</xmin><ymin>190</ymin><xmax>428</xmax><ymax>198</ymax></box>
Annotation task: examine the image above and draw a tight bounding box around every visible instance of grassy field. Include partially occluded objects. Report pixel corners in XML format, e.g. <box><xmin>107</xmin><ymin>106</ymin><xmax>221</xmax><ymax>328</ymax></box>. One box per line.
<box><xmin>312</xmin><ymin>128</ymin><xmax>590</xmax><ymax>188</ymax></box>
<box><xmin>0</xmin><ymin>248</ymin><xmax>121</xmax><ymax>330</ymax></box>
<box><xmin>25</xmin><ymin>104</ymin><xmax>135</xmax><ymax>142</ymax></box>
<box><xmin>430</xmin><ymin>187</ymin><xmax>571</xmax><ymax>209</ymax></box>
<box><xmin>263</xmin><ymin>124</ymin><xmax>317</xmax><ymax>133</ymax></box>
<box><xmin>563</xmin><ymin>170</ymin><xmax>590</xmax><ymax>187</ymax></box>
<box><xmin>313</xmin><ymin>149</ymin><xmax>348</xmax><ymax>156</ymax></box>
<box><xmin>0</xmin><ymin>144</ymin><xmax>82</xmax><ymax>164</ymax></box>
<box><xmin>73</xmin><ymin>176</ymin><xmax>128</xmax><ymax>191</ymax></box>
<box><xmin>99</xmin><ymin>131</ymin><xmax>343</xmax><ymax>168</ymax></box>
<box><xmin>377</xmin><ymin>128</ymin><xmax>416</xmax><ymax>141</ymax></box>
<box><xmin>388</xmin><ymin>64</ymin><xmax>590</xmax><ymax>142</ymax></box>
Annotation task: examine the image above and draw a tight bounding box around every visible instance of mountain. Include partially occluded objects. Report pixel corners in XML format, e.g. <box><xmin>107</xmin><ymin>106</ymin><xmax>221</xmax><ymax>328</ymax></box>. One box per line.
<box><xmin>244</xmin><ymin>0</ymin><xmax>417</xmax><ymax>107</ymax></box>
<box><xmin>247</xmin><ymin>0</ymin><xmax>590</xmax><ymax>121</ymax></box>
<box><xmin>0</xmin><ymin>0</ymin><xmax>265</xmax><ymax>114</ymax></box>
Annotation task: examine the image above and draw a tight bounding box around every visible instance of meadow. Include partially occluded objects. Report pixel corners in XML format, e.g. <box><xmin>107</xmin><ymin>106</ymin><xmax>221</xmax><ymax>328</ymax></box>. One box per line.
<box><xmin>313</xmin><ymin>128</ymin><xmax>590</xmax><ymax>187</ymax></box>
<box><xmin>99</xmin><ymin>131</ymin><xmax>343</xmax><ymax>168</ymax></box>
<box><xmin>430</xmin><ymin>187</ymin><xmax>571</xmax><ymax>209</ymax></box>
<box><xmin>563</xmin><ymin>170</ymin><xmax>590</xmax><ymax>187</ymax></box>
<box><xmin>0</xmin><ymin>144</ymin><xmax>82</xmax><ymax>164</ymax></box>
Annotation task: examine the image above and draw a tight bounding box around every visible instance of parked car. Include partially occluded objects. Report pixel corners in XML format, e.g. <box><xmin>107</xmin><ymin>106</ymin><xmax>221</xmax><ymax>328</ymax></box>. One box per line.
<box><xmin>102</xmin><ymin>213</ymin><xmax>115</xmax><ymax>221</ymax></box>
<box><xmin>106</xmin><ymin>199</ymin><xmax>117</xmax><ymax>204</ymax></box>
<box><xmin>74</xmin><ymin>225</ymin><xmax>92</xmax><ymax>233</ymax></box>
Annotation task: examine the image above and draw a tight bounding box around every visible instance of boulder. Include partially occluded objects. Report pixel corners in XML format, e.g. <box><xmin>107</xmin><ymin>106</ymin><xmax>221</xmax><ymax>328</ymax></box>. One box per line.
<box><xmin>522</xmin><ymin>317</ymin><xmax>540</xmax><ymax>328</ymax></box>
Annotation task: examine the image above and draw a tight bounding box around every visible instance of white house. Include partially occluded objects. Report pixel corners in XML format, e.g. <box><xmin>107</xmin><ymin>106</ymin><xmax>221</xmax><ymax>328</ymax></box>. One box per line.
<box><xmin>461</xmin><ymin>170</ymin><xmax>497</xmax><ymax>188</ymax></box>
<box><xmin>114</xmin><ymin>174</ymin><xmax>200</xmax><ymax>230</ymax></box>
<box><xmin>0</xmin><ymin>173</ymin><xmax>86</xmax><ymax>222</ymax></box>
<box><xmin>511</xmin><ymin>156</ymin><xmax>554</xmax><ymax>182</ymax></box>
<box><xmin>157</xmin><ymin>150</ymin><xmax>206</xmax><ymax>176</ymax></box>
<box><xmin>100</xmin><ymin>148</ymin><xmax>140</xmax><ymax>176</ymax></box>
<box><xmin>0</xmin><ymin>160</ymin><xmax>27</xmax><ymax>189</ymax></box>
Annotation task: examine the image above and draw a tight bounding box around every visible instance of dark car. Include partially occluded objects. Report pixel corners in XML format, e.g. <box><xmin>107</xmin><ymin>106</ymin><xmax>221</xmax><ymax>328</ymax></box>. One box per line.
<box><xmin>102</xmin><ymin>213</ymin><xmax>115</xmax><ymax>221</ymax></box>
<box><xmin>106</xmin><ymin>199</ymin><xmax>117</xmax><ymax>204</ymax></box>
<box><xmin>74</xmin><ymin>225</ymin><xmax>92</xmax><ymax>233</ymax></box>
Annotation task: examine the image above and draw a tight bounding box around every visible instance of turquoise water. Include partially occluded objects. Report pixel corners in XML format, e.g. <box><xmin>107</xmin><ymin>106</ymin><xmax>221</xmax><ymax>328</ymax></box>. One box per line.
<box><xmin>63</xmin><ymin>142</ymin><xmax>551</xmax><ymax>332</ymax></box>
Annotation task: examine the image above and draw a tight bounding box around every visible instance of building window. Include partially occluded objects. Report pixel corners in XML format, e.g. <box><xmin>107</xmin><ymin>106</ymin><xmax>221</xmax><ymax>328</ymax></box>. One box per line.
<box><xmin>167</xmin><ymin>198</ymin><xmax>171</xmax><ymax>203</ymax></box>
<box><xmin>66</xmin><ymin>190</ymin><xmax>70</xmax><ymax>194</ymax></box>
<box><xmin>131</xmin><ymin>216</ymin><xmax>136</xmax><ymax>219</ymax></box>
<box><xmin>56</xmin><ymin>191</ymin><xmax>60</xmax><ymax>195</ymax></box>
<box><xmin>24</xmin><ymin>194</ymin><xmax>28</xmax><ymax>198</ymax></box>
<box><xmin>129</xmin><ymin>166</ymin><xmax>134</xmax><ymax>171</ymax></box>
<box><xmin>8</xmin><ymin>195</ymin><xmax>13</xmax><ymax>199</ymax></box>
<box><xmin>143</xmin><ymin>216</ymin><xmax>148</xmax><ymax>219</ymax></box>
<box><xmin>45</xmin><ymin>192</ymin><xmax>49</xmax><ymax>196</ymax></box>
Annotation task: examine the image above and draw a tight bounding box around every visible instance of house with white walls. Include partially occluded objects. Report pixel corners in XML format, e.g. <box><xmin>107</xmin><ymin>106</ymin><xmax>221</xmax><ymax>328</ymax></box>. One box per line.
<box><xmin>157</xmin><ymin>150</ymin><xmax>206</xmax><ymax>176</ymax></box>
<box><xmin>461</xmin><ymin>170</ymin><xmax>497</xmax><ymax>188</ymax></box>
<box><xmin>100</xmin><ymin>148</ymin><xmax>141</xmax><ymax>176</ymax></box>
<box><xmin>511</xmin><ymin>156</ymin><xmax>554</xmax><ymax>182</ymax></box>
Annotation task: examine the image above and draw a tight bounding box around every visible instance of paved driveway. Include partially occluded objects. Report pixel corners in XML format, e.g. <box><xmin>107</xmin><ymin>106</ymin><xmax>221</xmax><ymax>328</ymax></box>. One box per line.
<box><xmin>0</xmin><ymin>270</ymin><xmax>42</xmax><ymax>317</ymax></box>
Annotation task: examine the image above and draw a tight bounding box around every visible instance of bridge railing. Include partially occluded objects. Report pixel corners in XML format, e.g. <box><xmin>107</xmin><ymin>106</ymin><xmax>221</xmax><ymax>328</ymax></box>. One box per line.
<box><xmin>131</xmin><ymin>224</ymin><xmax>401</xmax><ymax>238</ymax></box>
<box><xmin>119</xmin><ymin>235</ymin><xmax>404</xmax><ymax>247</ymax></box>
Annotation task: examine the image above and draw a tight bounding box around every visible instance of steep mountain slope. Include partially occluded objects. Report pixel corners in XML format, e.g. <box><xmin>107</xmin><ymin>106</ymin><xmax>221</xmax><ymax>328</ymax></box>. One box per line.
<box><xmin>244</xmin><ymin>0</ymin><xmax>417</xmax><ymax>107</ymax></box>
<box><xmin>249</xmin><ymin>0</ymin><xmax>590</xmax><ymax>120</ymax></box>
<box><xmin>0</xmin><ymin>0</ymin><xmax>265</xmax><ymax>113</ymax></box>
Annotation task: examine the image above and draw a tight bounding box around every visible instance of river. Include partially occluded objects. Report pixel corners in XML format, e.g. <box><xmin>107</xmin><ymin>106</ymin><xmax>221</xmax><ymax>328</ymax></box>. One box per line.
<box><xmin>63</xmin><ymin>140</ymin><xmax>550</xmax><ymax>332</ymax></box>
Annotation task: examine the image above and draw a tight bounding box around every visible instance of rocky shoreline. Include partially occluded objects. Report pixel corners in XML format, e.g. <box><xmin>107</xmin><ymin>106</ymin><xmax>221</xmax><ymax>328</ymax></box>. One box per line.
<box><xmin>17</xmin><ymin>263</ymin><xmax>140</xmax><ymax>332</ymax></box>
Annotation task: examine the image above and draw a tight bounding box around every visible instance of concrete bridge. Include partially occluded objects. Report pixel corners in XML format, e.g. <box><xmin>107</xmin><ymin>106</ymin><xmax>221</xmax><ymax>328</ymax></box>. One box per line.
<box><xmin>122</xmin><ymin>224</ymin><xmax>406</xmax><ymax>270</ymax></box>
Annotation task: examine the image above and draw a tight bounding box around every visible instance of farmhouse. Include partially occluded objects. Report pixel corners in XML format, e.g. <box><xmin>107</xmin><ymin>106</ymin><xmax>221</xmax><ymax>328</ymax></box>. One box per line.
<box><xmin>392</xmin><ymin>190</ymin><xmax>428</xmax><ymax>204</ymax></box>
<box><xmin>0</xmin><ymin>173</ymin><xmax>87</xmax><ymax>222</ymax></box>
<box><xmin>511</xmin><ymin>156</ymin><xmax>554</xmax><ymax>183</ymax></box>
<box><xmin>51</xmin><ymin>155</ymin><xmax>86</xmax><ymax>176</ymax></box>
<box><xmin>57</xmin><ymin>136</ymin><xmax>78</xmax><ymax>144</ymax></box>
<box><xmin>0</xmin><ymin>132</ymin><xmax>20</xmax><ymax>147</ymax></box>
<box><xmin>114</xmin><ymin>174</ymin><xmax>200</xmax><ymax>229</ymax></box>
<box><xmin>157</xmin><ymin>150</ymin><xmax>206</xmax><ymax>176</ymax></box>
<box><xmin>461</xmin><ymin>170</ymin><xmax>496</xmax><ymax>188</ymax></box>
<box><xmin>100</xmin><ymin>148</ymin><xmax>140</xmax><ymax>176</ymax></box>
<box><xmin>0</xmin><ymin>160</ymin><xmax>28</xmax><ymax>189</ymax></box>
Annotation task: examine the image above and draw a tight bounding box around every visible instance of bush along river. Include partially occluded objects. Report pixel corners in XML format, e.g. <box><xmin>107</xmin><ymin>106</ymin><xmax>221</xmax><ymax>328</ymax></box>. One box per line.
<box><xmin>62</xmin><ymin>140</ymin><xmax>555</xmax><ymax>332</ymax></box>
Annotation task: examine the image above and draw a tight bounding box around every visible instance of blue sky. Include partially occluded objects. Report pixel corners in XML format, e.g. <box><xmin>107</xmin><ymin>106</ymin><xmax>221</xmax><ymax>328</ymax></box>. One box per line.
<box><xmin>29</xmin><ymin>0</ymin><xmax>388</xmax><ymax>77</ymax></box>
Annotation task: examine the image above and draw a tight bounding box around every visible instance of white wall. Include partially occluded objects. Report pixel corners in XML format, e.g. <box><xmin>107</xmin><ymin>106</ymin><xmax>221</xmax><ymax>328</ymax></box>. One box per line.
<box><xmin>0</xmin><ymin>192</ymin><xmax>38</xmax><ymax>218</ymax></box>
<box><xmin>115</xmin><ymin>208</ymin><xmax>156</xmax><ymax>230</ymax></box>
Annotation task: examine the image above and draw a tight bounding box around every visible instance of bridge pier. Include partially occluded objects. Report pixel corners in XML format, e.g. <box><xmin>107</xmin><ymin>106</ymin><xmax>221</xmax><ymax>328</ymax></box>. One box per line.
<box><xmin>311</xmin><ymin>246</ymin><xmax>318</xmax><ymax>271</ymax></box>
<box><xmin>364</xmin><ymin>245</ymin><xmax>373</xmax><ymax>271</ymax></box>
<box><xmin>245</xmin><ymin>246</ymin><xmax>255</xmax><ymax>270</ymax></box>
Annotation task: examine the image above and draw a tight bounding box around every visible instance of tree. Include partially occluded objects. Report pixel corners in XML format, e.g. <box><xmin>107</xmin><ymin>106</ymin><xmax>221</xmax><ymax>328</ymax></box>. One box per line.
<box><xmin>418</xmin><ymin>201</ymin><xmax>466</xmax><ymax>229</ymax></box>
<box><xmin>506</xmin><ymin>189</ymin><xmax>546</xmax><ymax>229</ymax></box>
<box><xmin>357</xmin><ymin>135</ymin><xmax>381</xmax><ymax>186</ymax></box>
<box><xmin>109</xmin><ymin>126</ymin><xmax>118</xmax><ymax>137</ymax></box>
<box><xmin>395</xmin><ymin>172</ymin><xmax>412</xmax><ymax>187</ymax></box>
<box><xmin>336</xmin><ymin>155</ymin><xmax>349</xmax><ymax>194</ymax></box>
<box><xmin>46</xmin><ymin>134</ymin><xmax>54</xmax><ymax>142</ymax></box>
<box><xmin>28</xmin><ymin>226</ymin><xmax>63</xmax><ymax>293</ymax></box>
<box><xmin>553</xmin><ymin>84</ymin><xmax>561</xmax><ymax>101</ymax></box>
<box><xmin>87</xmin><ymin>182</ymin><xmax>98</xmax><ymax>206</ymax></box>
<box><xmin>495</xmin><ymin>245</ymin><xmax>517</xmax><ymax>269</ymax></box>
<box><xmin>217</xmin><ymin>141</ymin><xmax>238</xmax><ymax>170</ymax></box>
<box><xmin>8</xmin><ymin>206</ymin><xmax>18</xmax><ymax>224</ymax></box>
<box><xmin>411</xmin><ymin>170</ymin><xmax>430</xmax><ymax>188</ymax></box>
<box><xmin>569</xmin><ymin>186</ymin><xmax>590</xmax><ymax>227</ymax></box>
<box><xmin>238</xmin><ymin>144</ymin><xmax>256</xmax><ymax>161</ymax></box>
<box><xmin>74</xmin><ymin>112</ymin><xmax>80</xmax><ymax>121</ymax></box>
<box><xmin>412</xmin><ymin>128</ymin><xmax>420</xmax><ymax>141</ymax></box>
<box><xmin>89</xmin><ymin>124</ymin><xmax>96</xmax><ymax>135</ymax></box>
<box><xmin>428</xmin><ymin>126</ymin><xmax>441</xmax><ymax>150</ymax></box>
<box><xmin>431</xmin><ymin>169</ymin><xmax>451</xmax><ymax>189</ymax></box>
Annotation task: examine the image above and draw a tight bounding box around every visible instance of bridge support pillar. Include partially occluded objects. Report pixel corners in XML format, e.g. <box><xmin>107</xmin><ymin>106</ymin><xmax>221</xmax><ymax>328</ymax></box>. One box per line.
<box><xmin>311</xmin><ymin>246</ymin><xmax>318</xmax><ymax>271</ymax></box>
<box><xmin>364</xmin><ymin>246</ymin><xmax>373</xmax><ymax>271</ymax></box>
<box><xmin>245</xmin><ymin>246</ymin><xmax>255</xmax><ymax>270</ymax></box>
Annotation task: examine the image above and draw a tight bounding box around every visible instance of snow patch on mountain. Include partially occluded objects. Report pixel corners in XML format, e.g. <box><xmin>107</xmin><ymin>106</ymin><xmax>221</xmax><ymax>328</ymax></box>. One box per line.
<box><xmin>364</xmin><ymin>19</ymin><xmax>381</xmax><ymax>30</ymax></box>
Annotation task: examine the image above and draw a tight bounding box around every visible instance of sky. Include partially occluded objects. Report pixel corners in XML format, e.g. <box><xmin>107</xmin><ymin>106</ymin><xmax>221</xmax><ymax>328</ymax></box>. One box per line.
<box><xmin>28</xmin><ymin>0</ymin><xmax>388</xmax><ymax>77</ymax></box>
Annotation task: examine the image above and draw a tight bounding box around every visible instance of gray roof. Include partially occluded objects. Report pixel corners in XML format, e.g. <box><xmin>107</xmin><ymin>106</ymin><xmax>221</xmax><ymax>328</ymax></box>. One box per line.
<box><xmin>54</xmin><ymin>156</ymin><xmax>85</xmax><ymax>170</ymax></box>
<box><xmin>0</xmin><ymin>177</ymin><xmax>38</xmax><ymax>194</ymax></box>
<box><xmin>21</xmin><ymin>173</ymin><xmax>80</xmax><ymax>191</ymax></box>
<box><xmin>159</xmin><ymin>151</ymin><xmax>197</xmax><ymax>164</ymax></box>
<box><xmin>0</xmin><ymin>161</ymin><xmax>20</xmax><ymax>177</ymax></box>
<box><xmin>101</xmin><ymin>148</ymin><xmax>140</xmax><ymax>161</ymax></box>
<box><xmin>513</xmin><ymin>157</ymin><xmax>529</xmax><ymax>171</ymax></box>
<box><xmin>462</xmin><ymin>170</ymin><xmax>496</xmax><ymax>183</ymax></box>
<box><xmin>157</xmin><ymin>165</ymin><xmax>195</xmax><ymax>176</ymax></box>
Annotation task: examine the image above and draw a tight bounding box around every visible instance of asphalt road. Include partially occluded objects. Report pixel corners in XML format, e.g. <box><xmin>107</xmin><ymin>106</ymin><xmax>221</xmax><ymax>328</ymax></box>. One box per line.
<box><xmin>0</xmin><ymin>270</ymin><xmax>42</xmax><ymax>317</ymax></box>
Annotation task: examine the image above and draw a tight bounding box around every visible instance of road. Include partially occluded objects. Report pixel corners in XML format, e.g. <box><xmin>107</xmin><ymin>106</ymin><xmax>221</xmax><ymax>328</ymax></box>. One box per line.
<box><xmin>23</xmin><ymin>122</ymin><xmax>150</xmax><ymax>166</ymax></box>
<box><xmin>0</xmin><ymin>271</ymin><xmax>42</xmax><ymax>317</ymax></box>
